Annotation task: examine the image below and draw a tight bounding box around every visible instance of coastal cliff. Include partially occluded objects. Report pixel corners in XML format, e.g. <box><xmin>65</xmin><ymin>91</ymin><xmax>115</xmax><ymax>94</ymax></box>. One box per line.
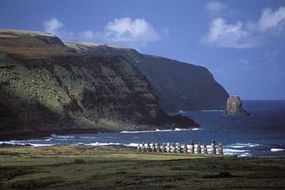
<box><xmin>0</xmin><ymin>29</ymin><xmax>197</xmax><ymax>139</ymax></box>
<box><xmin>65</xmin><ymin>42</ymin><xmax>229</xmax><ymax>112</ymax></box>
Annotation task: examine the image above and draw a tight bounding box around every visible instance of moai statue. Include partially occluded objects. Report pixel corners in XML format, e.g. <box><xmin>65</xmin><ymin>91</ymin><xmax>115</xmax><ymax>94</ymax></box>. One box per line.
<box><xmin>211</xmin><ymin>141</ymin><xmax>216</xmax><ymax>156</ymax></box>
<box><xmin>170</xmin><ymin>143</ymin><xmax>175</xmax><ymax>153</ymax></box>
<box><xmin>147</xmin><ymin>143</ymin><xmax>151</xmax><ymax>152</ymax></box>
<box><xmin>203</xmin><ymin>144</ymin><xmax>208</xmax><ymax>154</ymax></box>
<box><xmin>166</xmin><ymin>143</ymin><xmax>170</xmax><ymax>153</ymax></box>
<box><xmin>150</xmin><ymin>143</ymin><xmax>155</xmax><ymax>152</ymax></box>
<box><xmin>174</xmin><ymin>143</ymin><xmax>178</xmax><ymax>153</ymax></box>
<box><xmin>186</xmin><ymin>144</ymin><xmax>191</xmax><ymax>154</ymax></box>
<box><xmin>160</xmin><ymin>143</ymin><xmax>165</xmax><ymax>152</ymax></box>
<box><xmin>175</xmin><ymin>142</ymin><xmax>180</xmax><ymax>153</ymax></box>
<box><xmin>142</xmin><ymin>143</ymin><xmax>146</xmax><ymax>152</ymax></box>
<box><xmin>218</xmin><ymin>143</ymin><xmax>223</xmax><ymax>156</ymax></box>
<box><xmin>137</xmin><ymin>144</ymin><xmax>142</xmax><ymax>152</ymax></box>
<box><xmin>179</xmin><ymin>143</ymin><xmax>183</xmax><ymax>153</ymax></box>
<box><xmin>180</xmin><ymin>144</ymin><xmax>184</xmax><ymax>153</ymax></box>
<box><xmin>189</xmin><ymin>141</ymin><xmax>194</xmax><ymax>154</ymax></box>
<box><xmin>164</xmin><ymin>143</ymin><xmax>168</xmax><ymax>152</ymax></box>
<box><xmin>155</xmin><ymin>143</ymin><xmax>159</xmax><ymax>152</ymax></box>
<box><xmin>183</xmin><ymin>144</ymin><xmax>188</xmax><ymax>153</ymax></box>
<box><xmin>152</xmin><ymin>143</ymin><xmax>155</xmax><ymax>152</ymax></box>
<box><xmin>197</xmin><ymin>144</ymin><xmax>201</xmax><ymax>154</ymax></box>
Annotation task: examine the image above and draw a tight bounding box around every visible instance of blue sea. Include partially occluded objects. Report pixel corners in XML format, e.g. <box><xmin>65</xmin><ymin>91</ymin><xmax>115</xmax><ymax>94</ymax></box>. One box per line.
<box><xmin>1</xmin><ymin>100</ymin><xmax>285</xmax><ymax>157</ymax></box>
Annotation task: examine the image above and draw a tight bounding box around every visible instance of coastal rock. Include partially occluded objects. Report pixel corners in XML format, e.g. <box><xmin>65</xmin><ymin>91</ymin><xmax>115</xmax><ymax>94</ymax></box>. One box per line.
<box><xmin>225</xmin><ymin>96</ymin><xmax>250</xmax><ymax>116</ymax></box>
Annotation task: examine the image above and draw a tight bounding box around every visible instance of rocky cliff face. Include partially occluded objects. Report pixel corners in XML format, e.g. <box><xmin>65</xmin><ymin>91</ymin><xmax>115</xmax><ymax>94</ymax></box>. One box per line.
<box><xmin>0</xmin><ymin>29</ymin><xmax>197</xmax><ymax>138</ymax></box>
<box><xmin>225</xmin><ymin>96</ymin><xmax>250</xmax><ymax>116</ymax></box>
<box><xmin>65</xmin><ymin>42</ymin><xmax>229</xmax><ymax>112</ymax></box>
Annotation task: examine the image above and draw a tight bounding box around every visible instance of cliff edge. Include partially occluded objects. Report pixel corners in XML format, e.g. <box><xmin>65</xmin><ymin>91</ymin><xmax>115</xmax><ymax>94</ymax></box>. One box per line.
<box><xmin>65</xmin><ymin>41</ymin><xmax>229</xmax><ymax>112</ymax></box>
<box><xmin>0</xmin><ymin>29</ymin><xmax>197</xmax><ymax>139</ymax></box>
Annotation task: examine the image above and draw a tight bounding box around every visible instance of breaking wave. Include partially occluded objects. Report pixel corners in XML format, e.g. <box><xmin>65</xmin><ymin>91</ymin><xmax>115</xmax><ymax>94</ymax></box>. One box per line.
<box><xmin>51</xmin><ymin>134</ymin><xmax>76</xmax><ymax>140</ymax></box>
<box><xmin>120</xmin><ymin>128</ymin><xmax>200</xmax><ymax>134</ymax></box>
<box><xmin>227</xmin><ymin>143</ymin><xmax>260</xmax><ymax>149</ymax></box>
<box><xmin>271</xmin><ymin>148</ymin><xmax>284</xmax><ymax>152</ymax></box>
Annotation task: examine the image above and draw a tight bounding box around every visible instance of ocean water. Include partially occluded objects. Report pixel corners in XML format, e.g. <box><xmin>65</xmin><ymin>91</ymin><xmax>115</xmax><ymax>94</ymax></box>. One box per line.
<box><xmin>1</xmin><ymin>100</ymin><xmax>285</xmax><ymax>157</ymax></box>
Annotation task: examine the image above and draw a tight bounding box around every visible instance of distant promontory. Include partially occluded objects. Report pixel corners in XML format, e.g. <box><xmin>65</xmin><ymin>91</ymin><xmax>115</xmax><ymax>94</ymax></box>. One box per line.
<box><xmin>0</xmin><ymin>29</ymin><xmax>229</xmax><ymax>139</ymax></box>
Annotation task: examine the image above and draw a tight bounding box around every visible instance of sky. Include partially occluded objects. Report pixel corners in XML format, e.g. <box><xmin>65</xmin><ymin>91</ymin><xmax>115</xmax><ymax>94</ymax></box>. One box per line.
<box><xmin>0</xmin><ymin>0</ymin><xmax>285</xmax><ymax>100</ymax></box>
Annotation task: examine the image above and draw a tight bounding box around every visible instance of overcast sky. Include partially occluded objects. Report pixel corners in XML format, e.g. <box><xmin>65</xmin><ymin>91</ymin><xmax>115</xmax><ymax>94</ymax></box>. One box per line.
<box><xmin>1</xmin><ymin>0</ymin><xmax>285</xmax><ymax>100</ymax></box>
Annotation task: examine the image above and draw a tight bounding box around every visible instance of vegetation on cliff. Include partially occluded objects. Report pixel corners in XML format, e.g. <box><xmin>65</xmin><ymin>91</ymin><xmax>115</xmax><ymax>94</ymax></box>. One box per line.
<box><xmin>66</xmin><ymin>41</ymin><xmax>229</xmax><ymax>111</ymax></box>
<box><xmin>0</xmin><ymin>29</ymin><xmax>197</xmax><ymax>138</ymax></box>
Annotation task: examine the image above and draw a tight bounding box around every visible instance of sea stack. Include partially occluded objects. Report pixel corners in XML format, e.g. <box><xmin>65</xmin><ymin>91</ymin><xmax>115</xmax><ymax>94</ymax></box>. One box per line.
<box><xmin>225</xmin><ymin>96</ymin><xmax>250</xmax><ymax>116</ymax></box>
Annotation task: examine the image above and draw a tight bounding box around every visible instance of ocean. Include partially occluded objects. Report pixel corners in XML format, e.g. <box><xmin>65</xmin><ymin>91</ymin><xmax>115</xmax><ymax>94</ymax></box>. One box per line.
<box><xmin>1</xmin><ymin>100</ymin><xmax>285</xmax><ymax>157</ymax></box>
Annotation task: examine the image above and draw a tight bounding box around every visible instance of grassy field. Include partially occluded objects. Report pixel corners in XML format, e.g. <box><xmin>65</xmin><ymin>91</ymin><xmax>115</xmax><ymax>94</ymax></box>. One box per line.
<box><xmin>0</xmin><ymin>145</ymin><xmax>284</xmax><ymax>190</ymax></box>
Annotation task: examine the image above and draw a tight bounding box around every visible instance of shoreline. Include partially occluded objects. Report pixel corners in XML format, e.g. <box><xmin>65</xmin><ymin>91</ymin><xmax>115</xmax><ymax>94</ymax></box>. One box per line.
<box><xmin>0</xmin><ymin>125</ymin><xmax>199</xmax><ymax>141</ymax></box>
<box><xmin>0</xmin><ymin>128</ymin><xmax>111</xmax><ymax>141</ymax></box>
<box><xmin>1</xmin><ymin>141</ymin><xmax>284</xmax><ymax>158</ymax></box>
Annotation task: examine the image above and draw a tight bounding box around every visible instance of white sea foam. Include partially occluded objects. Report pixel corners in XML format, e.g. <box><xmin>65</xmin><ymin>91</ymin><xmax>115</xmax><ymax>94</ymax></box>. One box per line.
<box><xmin>79</xmin><ymin>136</ymin><xmax>97</xmax><ymax>139</ymax></box>
<box><xmin>177</xmin><ymin>110</ymin><xmax>188</xmax><ymax>114</ymax></box>
<box><xmin>228</xmin><ymin>145</ymin><xmax>246</xmax><ymax>149</ymax></box>
<box><xmin>228</xmin><ymin>143</ymin><xmax>260</xmax><ymax>148</ymax></box>
<box><xmin>86</xmin><ymin>142</ymin><xmax>122</xmax><ymax>146</ymax></box>
<box><xmin>125</xmin><ymin>143</ymin><xmax>139</xmax><ymax>147</ymax></box>
<box><xmin>224</xmin><ymin>148</ymin><xmax>250</xmax><ymax>153</ymax></box>
<box><xmin>238</xmin><ymin>152</ymin><xmax>252</xmax><ymax>157</ymax></box>
<box><xmin>271</xmin><ymin>148</ymin><xmax>284</xmax><ymax>152</ymax></box>
<box><xmin>0</xmin><ymin>141</ymin><xmax>55</xmax><ymax>147</ymax></box>
<box><xmin>51</xmin><ymin>134</ymin><xmax>76</xmax><ymax>139</ymax></box>
<box><xmin>120</xmin><ymin>128</ymin><xmax>199</xmax><ymax>134</ymax></box>
<box><xmin>29</xmin><ymin>143</ymin><xmax>55</xmax><ymax>147</ymax></box>
<box><xmin>106</xmin><ymin>137</ymin><xmax>120</xmax><ymax>139</ymax></box>
<box><xmin>0</xmin><ymin>140</ymin><xmax>137</xmax><ymax>148</ymax></box>
<box><xmin>0</xmin><ymin>141</ymin><xmax>28</xmax><ymax>146</ymax></box>
<box><xmin>191</xmin><ymin>128</ymin><xmax>200</xmax><ymax>131</ymax></box>
<box><xmin>74</xmin><ymin>142</ymin><xmax>85</xmax><ymax>146</ymax></box>
<box><xmin>201</xmin><ymin>110</ymin><xmax>224</xmax><ymax>112</ymax></box>
<box><xmin>223</xmin><ymin>148</ymin><xmax>250</xmax><ymax>156</ymax></box>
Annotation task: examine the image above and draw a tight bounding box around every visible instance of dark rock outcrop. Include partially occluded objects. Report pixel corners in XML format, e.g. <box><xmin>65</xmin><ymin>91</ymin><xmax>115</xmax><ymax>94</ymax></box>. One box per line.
<box><xmin>225</xmin><ymin>96</ymin><xmax>250</xmax><ymax>116</ymax></box>
<box><xmin>65</xmin><ymin>42</ymin><xmax>229</xmax><ymax>112</ymax></box>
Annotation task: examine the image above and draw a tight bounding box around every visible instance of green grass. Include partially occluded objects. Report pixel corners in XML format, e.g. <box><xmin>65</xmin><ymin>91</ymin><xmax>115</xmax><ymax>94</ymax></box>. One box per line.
<box><xmin>0</xmin><ymin>145</ymin><xmax>284</xmax><ymax>190</ymax></box>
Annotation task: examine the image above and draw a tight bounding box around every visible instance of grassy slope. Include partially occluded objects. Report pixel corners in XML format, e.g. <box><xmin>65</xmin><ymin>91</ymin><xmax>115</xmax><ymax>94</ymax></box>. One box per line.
<box><xmin>0</xmin><ymin>146</ymin><xmax>284</xmax><ymax>190</ymax></box>
<box><xmin>0</xmin><ymin>46</ymin><xmax>197</xmax><ymax>139</ymax></box>
<box><xmin>0</xmin><ymin>47</ymin><xmax>178</xmax><ymax>135</ymax></box>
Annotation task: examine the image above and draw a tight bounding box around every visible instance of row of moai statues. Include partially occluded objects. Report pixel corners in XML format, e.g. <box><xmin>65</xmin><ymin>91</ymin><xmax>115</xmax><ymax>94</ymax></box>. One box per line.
<box><xmin>137</xmin><ymin>141</ymin><xmax>223</xmax><ymax>156</ymax></box>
